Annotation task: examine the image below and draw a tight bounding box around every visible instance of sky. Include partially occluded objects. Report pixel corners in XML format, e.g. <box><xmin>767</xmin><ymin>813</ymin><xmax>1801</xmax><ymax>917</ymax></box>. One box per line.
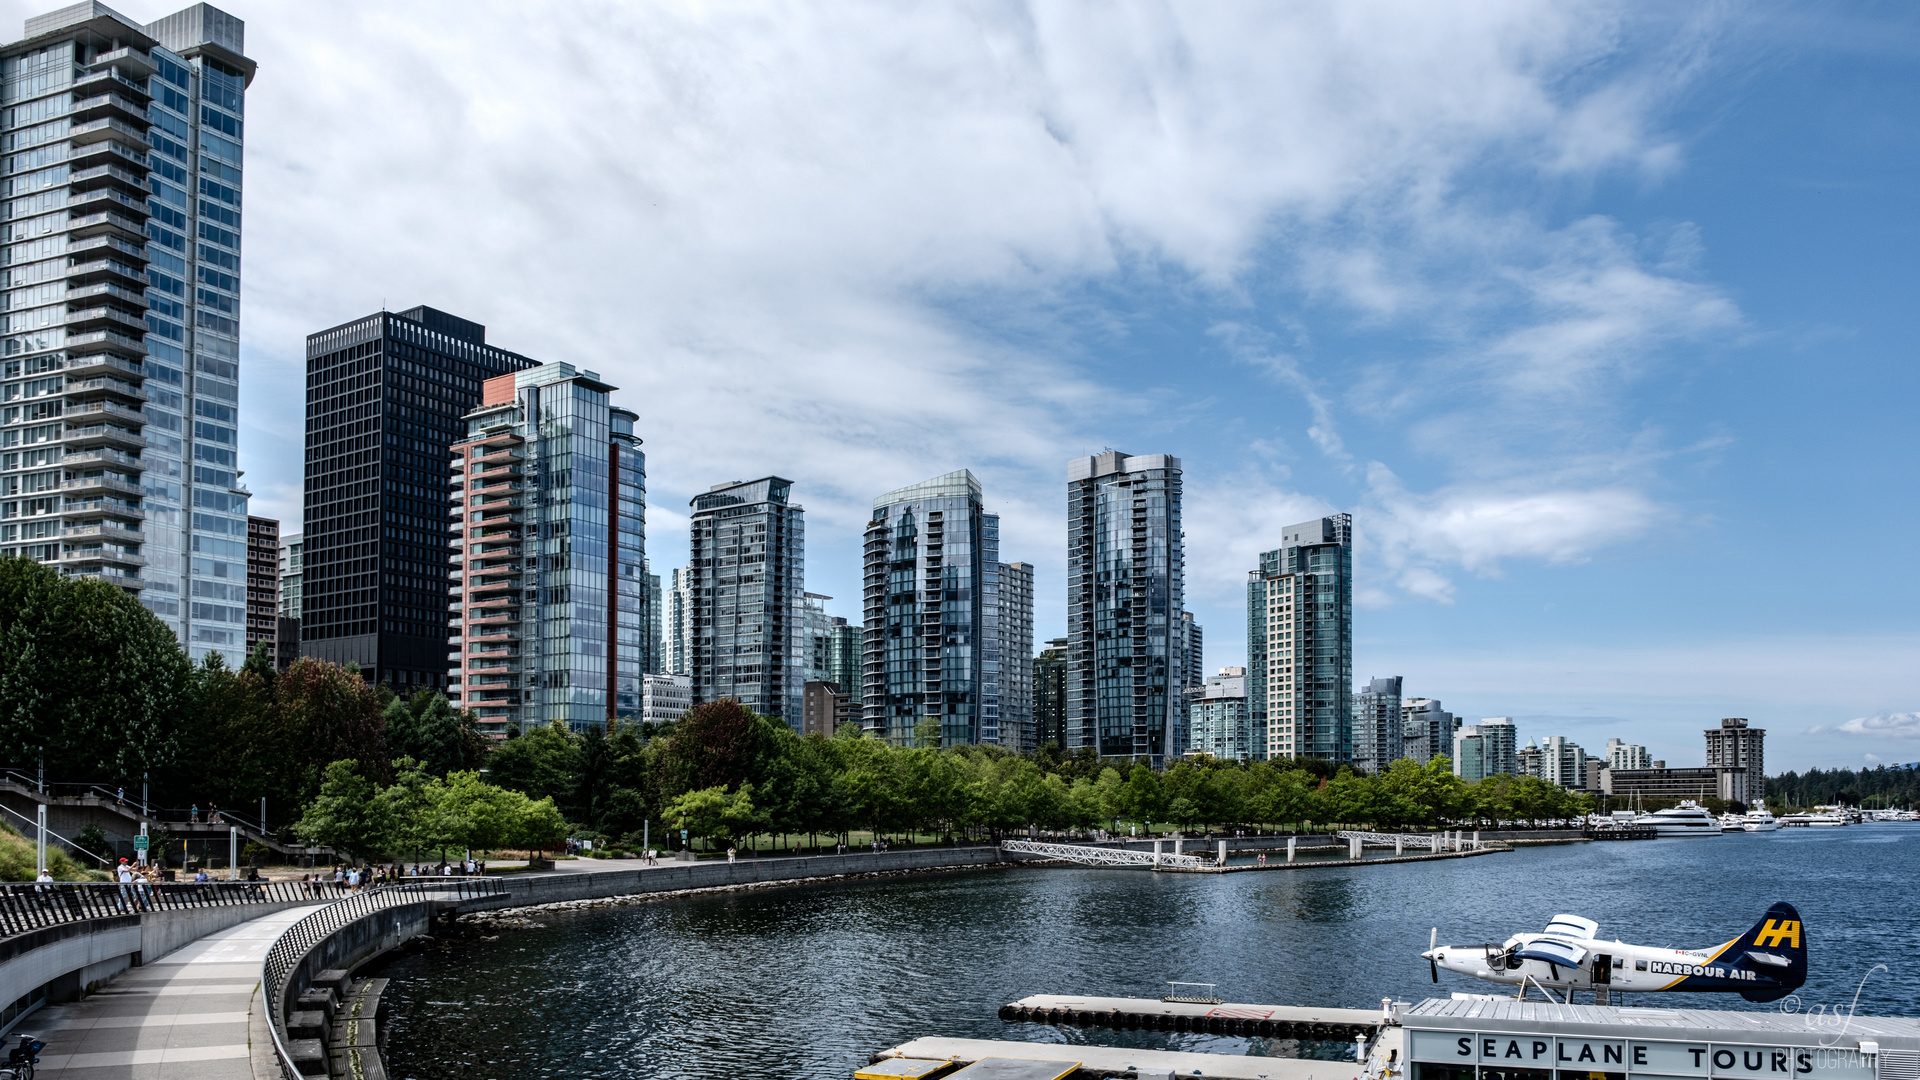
<box><xmin>18</xmin><ymin>0</ymin><xmax>1914</xmax><ymax>770</ymax></box>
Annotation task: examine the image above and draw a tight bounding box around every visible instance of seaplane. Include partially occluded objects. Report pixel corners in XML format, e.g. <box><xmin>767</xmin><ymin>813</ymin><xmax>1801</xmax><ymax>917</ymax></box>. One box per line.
<box><xmin>1422</xmin><ymin>901</ymin><xmax>1807</xmax><ymax>1004</ymax></box>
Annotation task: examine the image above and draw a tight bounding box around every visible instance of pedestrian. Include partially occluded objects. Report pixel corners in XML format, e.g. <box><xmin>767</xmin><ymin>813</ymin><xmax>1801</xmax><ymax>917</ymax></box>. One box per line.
<box><xmin>209</xmin><ymin>804</ymin><xmax>221</xmax><ymax>824</ymax></box>
<box><xmin>116</xmin><ymin>786</ymin><xmax>125</xmax><ymax>805</ymax></box>
<box><xmin>190</xmin><ymin>804</ymin><xmax>200</xmax><ymax>824</ymax></box>
<box><xmin>726</xmin><ymin>846</ymin><xmax>736</xmax><ymax>864</ymax></box>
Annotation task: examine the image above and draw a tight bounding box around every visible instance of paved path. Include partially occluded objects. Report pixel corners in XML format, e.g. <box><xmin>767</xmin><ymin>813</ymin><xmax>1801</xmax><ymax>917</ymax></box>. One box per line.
<box><xmin>28</xmin><ymin>904</ymin><xmax>321</xmax><ymax>1079</ymax></box>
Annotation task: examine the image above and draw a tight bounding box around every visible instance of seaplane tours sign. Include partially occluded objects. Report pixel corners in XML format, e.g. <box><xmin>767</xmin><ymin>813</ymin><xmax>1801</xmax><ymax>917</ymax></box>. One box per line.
<box><xmin>1407</xmin><ymin>1032</ymin><xmax>1878</xmax><ymax>1080</ymax></box>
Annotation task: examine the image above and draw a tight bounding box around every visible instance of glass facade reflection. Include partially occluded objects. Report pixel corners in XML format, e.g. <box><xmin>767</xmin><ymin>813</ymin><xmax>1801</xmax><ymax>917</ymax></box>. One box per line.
<box><xmin>0</xmin><ymin>3</ymin><xmax>255</xmax><ymax>662</ymax></box>
<box><xmin>861</xmin><ymin>470</ymin><xmax>1004</xmax><ymax>748</ymax></box>
<box><xmin>1065</xmin><ymin>452</ymin><xmax>1192</xmax><ymax>766</ymax></box>
<box><xmin>687</xmin><ymin>477</ymin><xmax>805</xmax><ymax>728</ymax></box>
<box><xmin>447</xmin><ymin>364</ymin><xmax>646</xmax><ymax>736</ymax></box>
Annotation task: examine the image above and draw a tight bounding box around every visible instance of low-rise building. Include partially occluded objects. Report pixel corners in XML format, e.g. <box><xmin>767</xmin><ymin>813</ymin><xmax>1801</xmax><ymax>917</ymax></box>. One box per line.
<box><xmin>641</xmin><ymin>673</ymin><xmax>692</xmax><ymax>727</ymax></box>
<box><xmin>803</xmin><ymin>679</ymin><xmax>856</xmax><ymax>737</ymax></box>
<box><xmin>1602</xmin><ymin>766</ymin><xmax>1746</xmax><ymax>804</ymax></box>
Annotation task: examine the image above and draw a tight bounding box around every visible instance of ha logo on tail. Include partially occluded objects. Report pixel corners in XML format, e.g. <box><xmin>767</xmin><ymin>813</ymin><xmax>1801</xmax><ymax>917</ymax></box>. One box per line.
<box><xmin>1423</xmin><ymin>902</ymin><xmax>1806</xmax><ymax>1003</ymax></box>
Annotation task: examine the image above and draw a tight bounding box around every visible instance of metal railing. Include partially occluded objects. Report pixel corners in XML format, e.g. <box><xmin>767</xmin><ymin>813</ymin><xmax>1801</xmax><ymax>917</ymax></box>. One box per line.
<box><xmin>261</xmin><ymin>878</ymin><xmax>504</xmax><ymax>1079</ymax></box>
<box><xmin>0</xmin><ymin>879</ymin><xmax>317</xmax><ymax>941</ymax></box>
<box><xmin>1000</xmin><ymin>838</ymin><xmax>1208</xmax><ymax>870</ymax></box>
<box><xmin>1334</xmin><ymin>829</ymin><xmax>1491</xmax><ymax>852</ymax></box>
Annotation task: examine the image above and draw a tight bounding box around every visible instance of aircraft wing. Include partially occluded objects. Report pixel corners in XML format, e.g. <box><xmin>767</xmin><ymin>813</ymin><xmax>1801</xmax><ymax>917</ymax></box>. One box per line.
<box><xmin>1544</xmin><ymin>915</ymin><xmax>1599</xmax><ymax>939</ymax></box>
<box><xmin>1515</xmin><ymin>940</ymin><xmax>1588</xmax><ymax>967</ymax></box>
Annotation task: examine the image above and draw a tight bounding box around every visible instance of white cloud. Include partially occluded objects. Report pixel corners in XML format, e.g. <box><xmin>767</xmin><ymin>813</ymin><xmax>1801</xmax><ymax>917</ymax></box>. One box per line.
<box><xmin>1836</xmin><ymin>713</ymin><xmax>1920</xmax><ymax>740</ymax></box>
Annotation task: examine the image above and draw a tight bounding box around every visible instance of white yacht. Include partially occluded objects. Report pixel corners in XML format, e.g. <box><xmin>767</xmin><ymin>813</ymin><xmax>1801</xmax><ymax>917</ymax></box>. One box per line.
<box><xmin>1742</xmin><ymin>808</ymin><xmax>1780</xmax><ymax>832</ymax></box>
<box><xmin>1779</xmin><ymin>810</ymin><xmax>1848</xmax><ymax>827</ymax></box>
<box><xmin>1716</xmin><ymin>813</ymin><xmax>1744</xmax><ymax>832</ymax></box>
<box><xmin>1631</xmin><ymin>800</ymin><xmax>1724</xmax><ymax>837</ymax></box>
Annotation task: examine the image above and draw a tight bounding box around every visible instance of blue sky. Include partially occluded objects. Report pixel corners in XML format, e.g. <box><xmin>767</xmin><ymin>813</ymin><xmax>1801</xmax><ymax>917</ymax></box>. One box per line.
<box><xmin>20</xmin><ymin>1</ymin><xmax>1910</xmax><ymax>769</ymax></box>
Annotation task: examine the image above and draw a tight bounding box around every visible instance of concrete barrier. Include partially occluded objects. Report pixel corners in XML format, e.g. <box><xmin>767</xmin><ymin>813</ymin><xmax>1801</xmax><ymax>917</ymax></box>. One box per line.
<box><xmin>461</xmin><ymin>845</ymin><xmax>1007</xmax><ymax>913</ymax></box>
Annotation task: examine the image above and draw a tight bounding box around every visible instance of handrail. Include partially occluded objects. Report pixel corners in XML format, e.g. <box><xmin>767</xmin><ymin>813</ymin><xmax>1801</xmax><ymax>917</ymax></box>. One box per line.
<box><xmin>260</xmin><ymin>878</ymin><xmax>505</xmax><ymax>1079</ymax></box>
<box><xmin>0</xmin><ymin>878</ymin><xmax>323</xmax><ymax>941</ymax></box>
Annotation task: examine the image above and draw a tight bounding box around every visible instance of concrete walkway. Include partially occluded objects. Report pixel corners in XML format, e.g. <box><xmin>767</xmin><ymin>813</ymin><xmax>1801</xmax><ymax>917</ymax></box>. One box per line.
<box><xmin>28</xmin><ymin>904</ymin><xmax>321</xmax><ymax>1079</ymax></box>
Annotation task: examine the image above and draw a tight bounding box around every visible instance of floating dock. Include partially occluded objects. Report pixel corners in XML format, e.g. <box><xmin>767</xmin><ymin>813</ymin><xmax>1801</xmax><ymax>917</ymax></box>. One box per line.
<box><xmin>999</xmin><ymin>994</ymin><xmax>1381</xmax><ymax>1041</ymax></box>
<box><xmin>875</xmin><ymin>996</ymin><xmax>1920</xmax><ymax>1080</ymax></box>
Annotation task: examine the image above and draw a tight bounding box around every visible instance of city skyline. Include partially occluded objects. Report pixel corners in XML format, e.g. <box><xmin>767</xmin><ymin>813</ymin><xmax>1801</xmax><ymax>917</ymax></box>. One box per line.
<box><xmin>8</xmin><ymin>2</ymin><xmax>1909</xmax><ymax>767</ymax></box>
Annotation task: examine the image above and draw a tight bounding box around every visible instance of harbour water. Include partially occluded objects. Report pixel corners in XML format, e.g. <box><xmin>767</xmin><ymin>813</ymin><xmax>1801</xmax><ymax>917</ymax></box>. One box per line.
<box><xmin>379</xmin><ymin>824</ymin><xmax>1920</xmax><ymax>1079</ymax></box>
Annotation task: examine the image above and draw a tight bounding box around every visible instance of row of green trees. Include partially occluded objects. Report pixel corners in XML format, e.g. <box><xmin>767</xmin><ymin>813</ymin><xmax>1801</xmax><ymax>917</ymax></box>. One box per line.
<box><xmin>483</xmin><ymin>700</ymin><xmax>1596</xmax><ymax>851</ymax></box>
<box><xmin>1767</xmin><ymin>765</ymin><xmax>1920</xmax><ymax>810</ymax></box>
<box><xmin>291</xmin><ymin>758</ymin><xmax>567</xmax><ymax>862</ymax></box>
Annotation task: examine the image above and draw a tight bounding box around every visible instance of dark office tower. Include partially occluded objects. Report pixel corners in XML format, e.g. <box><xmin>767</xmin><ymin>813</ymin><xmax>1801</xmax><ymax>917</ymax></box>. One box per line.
<box><xmin>997</xmin><ymin>561</ymin><xmax>1035</xmax><ymax>752</ymax></box>
<box><xmin>1247</xmin><ymin>514</ymin><xmax>1352</xmax><ymax>762</ymax></box>
<box><xmin>302</xmin><ymin>306</ymin><xmax>536</xmax><ymax>689</ymax></box>
<box><xmin>0</xmin><ymin>3</ymin><xmax>255</xmax><ymax>663</ymax></box>
<box><xmin>1353</xmin><ymin>675</ymin><xmax>1403</xmax><ymax>774</ymax></box>
<box><xmin>1033</xmin><ymin>636</ymin><xmax>1068</xmax><ymax>752</ymax></box>
<box><xmin>1065</xmin><ymin>451</ymin><xmax>1186</xmax><ymax>765</ymax></box>
<box><xmin>687</xmin><ymin>477</ymin><xmax>805</xmax><ymax>728</ymax></box>
<box><xmin>641</xmin><ymin>562</ymin><xmax>662</xmax><ymax>675</ymax></box>
<box><xmin>244</xmin><ymin>516</ymin><xmax>278</xmax><ymax>663</ymax></box>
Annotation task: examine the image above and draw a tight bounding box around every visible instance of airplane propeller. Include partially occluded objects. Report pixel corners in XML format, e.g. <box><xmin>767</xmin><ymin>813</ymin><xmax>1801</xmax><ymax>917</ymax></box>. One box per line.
<box><xmin>1430</xmin><ymin>927</ymin><xmax>1439</xmax><ymax>983</ymax></box>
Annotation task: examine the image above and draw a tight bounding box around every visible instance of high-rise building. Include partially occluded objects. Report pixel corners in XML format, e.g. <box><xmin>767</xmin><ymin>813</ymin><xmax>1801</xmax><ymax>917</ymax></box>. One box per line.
<box><xmin>826</xmin><ymin>616</ymin><xmax>861</xmax><ymax>701</ymax></box>
<box><xmin>0</xmin><ymin>3</ymin><xmax>256</xmax><ymax>661</ymax></box>
<box><xmin>1248</xmin><ymin>514</ymin><xmax>1352</xmax><ymax>762</ymax></box>
<box><xmin>666</xmin><ymin>565</ymin><xmax>692</xmax><ymax>675</ymax></box>
<box><xmin>1454</xmin><ymin>717</ymin><xmax>1517</xmax><ymax>781</ymax></box>
<box><xmin>1605</xmin><ymin>737</ymin><xmax>1651</xmax><ymax>771</ymax></box>
<box><xmin>1532</xmin><ymin>734</ymin><xmax>1588</xmax><ymax>789</ymax></box>
<box><xmin>802</xmin><ymin>591</ymin><xmax>836</xmax><ymax>682</ymax></box>
<box><xmin>1188</xmin><ymin>666</ymin><xmax>1251</xmax><ymax>761</ymax></box>
<box><xmin>302</xmin><ymin>306</ymin><xmax>537</xmax><ymax>689</ymax></box>
<box><xmin>687</xmin><ymin>477</ymin><xmax>805</xmax><ymax>728</ymax></box>
<box><xmin>1353</xmin><ymin>675</ymin><xmax>1403</xmax><ymax>773</ymax></box>
<box><xmin>1066</xmin><ymin>451</ymin><xmax>1187</xmax><ymax>765</ymax></box>
<box><xmin>1033</xmin><ymin>636</ymin><xmax>1067</xmax><ymax>751</ymax></box>
<box><xmin>640</xmin><ymin>672</ymin><xmax>690</xmax><ymax>727</ymax></box>
<box><xmin>997</xmin><ymin>560</ymin><xmax>1035</xmax><ymax>752</ymax></box>
<box><xmin>445</xmin><ymin>364</ymin><xmax>645</xmax><ymax>736</ymax></box>
<box><xmin>861</xmin><ymin>470</ymin><xmax>1006</xmax><ymax>747</ymax></box>
<box><xmin>641</xmin><ymin>562</ymin><xmax>661</xmax><ymax>674</ymax></box>
<box><xmin>1705</xmin><ymin>717</ymin><xmax>1765</xmax><ymax>806</ymax></box>
<box><xmin>243</xmin><ymin>515</ymin><xmax>276</xmax><ymax>662</ymax></box>
<box><xmin>1401</xmin><ymin>698</ymin><xmax>1458</xmax><ymax>763</ymax></box>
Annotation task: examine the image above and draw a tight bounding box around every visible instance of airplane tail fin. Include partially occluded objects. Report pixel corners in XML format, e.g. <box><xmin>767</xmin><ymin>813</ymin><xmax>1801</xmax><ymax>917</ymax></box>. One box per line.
<box><xmin>1733</xmin><ymin>901</ymin><xmax>1807</xmax><ymax>1003</ymax></box>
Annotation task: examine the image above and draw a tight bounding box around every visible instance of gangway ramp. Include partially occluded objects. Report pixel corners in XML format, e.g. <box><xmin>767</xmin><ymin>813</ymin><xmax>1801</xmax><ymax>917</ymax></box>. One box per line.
<box><xmin>999</xmin><ymin>839</ymin><xmax>1213</xmax><ymax>871</ymax></box>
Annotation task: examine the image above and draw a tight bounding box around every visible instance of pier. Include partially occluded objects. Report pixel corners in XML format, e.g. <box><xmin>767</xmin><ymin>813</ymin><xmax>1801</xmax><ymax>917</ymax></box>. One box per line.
<box><xmin>998</xmin><ymin>993</ymin><xmax>1381</xmax><ymax>1041</ymax></box>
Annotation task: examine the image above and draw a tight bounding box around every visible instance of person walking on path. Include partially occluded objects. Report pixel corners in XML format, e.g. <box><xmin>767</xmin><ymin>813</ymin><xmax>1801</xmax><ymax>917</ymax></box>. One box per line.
<box><xmin>726</xmin><ymin>846</ymin><xmax>736</xmax><ymax>864</ymax></box>
<box><xmin>116</xmin><ymin>786</ymin><xmax>124</xmax><ymax>805</ymax></box>
<box><xmin>190</xmin><ymin>804</ymin><xmax>200</xmax><ymax>824</ymax></box>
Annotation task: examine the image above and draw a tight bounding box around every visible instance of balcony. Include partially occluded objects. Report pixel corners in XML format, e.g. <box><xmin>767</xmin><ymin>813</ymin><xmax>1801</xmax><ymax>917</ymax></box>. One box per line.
<box><xmin>61</xmin><ymin>475</ymin><xmax>141</xmax><ymax>499</ymax></box>
<box><xmin>86</xmin><ymin>47</ymin><xmax>159</xmax><ymax>79</ymax></box>
<box><xmin>66</xmin><ymin>280</ymin><xmax>150</xmax><ymax>312</ymax></box>
<box><xmin>64</xmin><ymin>400</ymin><xmax>146</xmax><ymax>427</ymax></box>
<box><xmin>67</xmin><ymin>187</ymin><xmax>150</xmax><ymax>220</ymax></box>
<box><xmin>67</xmin><ymin>211</ymin><xmax>147</xmax><ymax>245</ymax></box>
<box><xmin>61</xmin><ymin>424</ymin><xmax>145</xmax><ymax>451</ymax></box>
<box><xmin>61</xmin><ymin>521</ymin><xmax>142</xmax><ymax>541</ymax></box>
<box><xmin>63</xmin><ymin>326</ymin><xmax>149</xmax><ymax>364</ymax></box>
<box><xmin>61</xmin><ymin>546</ymin><xmax>145</xmax><ymax>570</ymax></box>
<box><xmin>69</xmin><ymin>116</ymin><xmax>151</xmax><ymax>147</ymax></box>
<box><xmin>65</xmin><ymin>568</ymin><xmax>145</xmax><ymax>591</ymax></box>
<box><xmin>67</xmin><ymin>162</ymin><xmax>149</xmax><ymax>197</ymax></box>
<box><xmin>73</xmin><ymin>68</ymin><xmax>151</xmax><ymax>102</ymax></box>
<box><xmin>63</xmin><ymin>377</ymin><xmax>146</xmax><ymax>408</ymax></box>
<box><xmin>68</xmin><ymin>138</ymin><xmax>149</xmax><ymax>173</ymax></box>
<box><xmin>66</xmin><ymin>258</ymin><xmax>148</xmax><ymax>291</ymax></box>
<box><xmin>72</xmin><ymin>92</ymin><xmax>149</xmax><ymax>125</ymax></box>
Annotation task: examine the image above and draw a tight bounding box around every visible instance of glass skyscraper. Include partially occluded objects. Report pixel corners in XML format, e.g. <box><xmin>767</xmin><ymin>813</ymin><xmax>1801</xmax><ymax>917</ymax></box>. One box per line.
<box><xmin>687</xmin><ymin>477</ymin><xmax>805</xmax><ymax>728</ymax></box>
<box><xmin>302</xmin><ymin>306</ymin><xmax>537</xmax><ymax>689</ymax></box>
<box><xmin>1065</xmin><ymin>451</ymin><xmax>1192</xmax><ymax>765</ymax></box>
<box><xmin>1248</xmin><ymin>514</ymin><xmax>1352</xmax><ymax>762</ymax></box>
<box><xmin>996</xmin><ymin>560</ymin><xmax>1034</xmax><ymax>752</ymax></box>
<box><xmin>0</xmin><ymin>2</ymin><xmax>255</xmax><ymax>661</ymax></box>
<box><xmin>666</xmin><ymin>565</ymin><xmax>691</xmax><ymax>675</ymax></box>
<box><xmin>447</xmin><ymin>363</ymin><xmax>646</xmax><ymax>736</ymax></box>
<box><xmin>1353</xmin><ymin>674</ymin><xmax>1403</xmax><ymax>773</ymax></box>
<box><xmin>861</xmin><ymin>470</ymin><xmax>1012</xmax><ymax>748</ymax></box>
